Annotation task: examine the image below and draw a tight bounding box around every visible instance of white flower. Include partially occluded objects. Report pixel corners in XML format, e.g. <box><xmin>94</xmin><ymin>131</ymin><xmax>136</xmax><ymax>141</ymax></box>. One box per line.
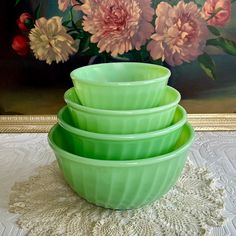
<box><xmin>29</xmin><ymin>17</ymin><xmax>76</xmax><ymax>64</ymax></box>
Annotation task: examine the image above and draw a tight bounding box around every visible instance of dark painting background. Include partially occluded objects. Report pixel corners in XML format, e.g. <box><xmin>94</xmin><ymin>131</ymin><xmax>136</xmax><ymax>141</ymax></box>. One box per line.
<box><xmin>0</xmin><ymin>0</ymin><xmax>236</xmax><ymax>115</ymax></box>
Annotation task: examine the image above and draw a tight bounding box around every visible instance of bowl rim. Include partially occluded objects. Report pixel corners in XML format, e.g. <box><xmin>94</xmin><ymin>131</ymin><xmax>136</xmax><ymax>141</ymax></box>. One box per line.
<box><xmin>57</xmin><ymin>105</ymin><xmax>187</xmax><ymax>141</ymax></box>
<box><xmin>70</xmin><ymin>62</ymin><xmax>171</xmax><ymax>87</ymax></box>
<box><xmin>48</xmin><ymin>123</ymin><xmax>194</xmax><ymax>167</ymax></box>
<box><xmin>64</xmin><ymin>86</ymin><xmax>181</xmax><ymax>115</ymax></box>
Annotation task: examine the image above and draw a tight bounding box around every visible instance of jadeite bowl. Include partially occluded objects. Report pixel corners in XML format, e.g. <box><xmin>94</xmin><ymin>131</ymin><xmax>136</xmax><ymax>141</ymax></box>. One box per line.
<box><xmin>70</xmin><ymin>62</ymin><xmax>171</xmax><ymax>110</ymax></box>
<box><xmin>57</xmin><ymin>105</ymin><xmax>187</xmax><ymax>160</ymax></box>
<box><xmin>64</xmin><ymin>86</ymin><xmax>181</xmax><ymax>134</ymax></box>
<box><xmin>48</xmin><ymin>123</ymin><xmax>194</xmax><ymax>209</ymax></box>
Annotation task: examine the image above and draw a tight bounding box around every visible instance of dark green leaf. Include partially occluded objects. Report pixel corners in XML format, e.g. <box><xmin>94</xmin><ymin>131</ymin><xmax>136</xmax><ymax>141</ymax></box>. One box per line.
<box><xmin>120</xmin><ymin>51</ymin><xmax>136</xmax><ymax>61</ymax></box>
<box><xmin>24</xmin><ymin>19</ymin><xmax>34</xmax><ymax>29</ymax></box>
<box><xmin>207</xmin><ymin>37</ymin><xmax>236</xmax><ymax>56</ymax></box>
<box><xmin>34</xmin><ymin>4</ymin><xmax>41</xmax><ymax>19</ymax></box>
<box><xmin>69</xmin><ymin>7</ymin><xmax>78</xmax><ymax>32</ymax></box>
<box><xmin>139</xmin><ymin>49</ymin><xmax>149</xmax><ymax>62</ymax></box>
<box><xmin>15</xmin><ymin>0</ymin><xmax>21</xmax><ymax>6</ymax></box>
<box><xmin>70</xmin><ymin>33</ymin><xmax>80</xmax><ymax>39</ymax></box>
<box><xmin>112</xmin><ymin>55</ymin><xmax>130</xmax><ymax>61</ymax></box>
<box><xmin>79</xmin><ymin>36</ymin><xmax>95</xmax><ymax>55</ymax></box>
<box><xmin>80</xmin><ymin>38</ymin><xmax>90</xmax><ymax>52</ymax></box>
<box><xmin>207</xmin><ymin>25</ymin><xmax>221</xmax><ymax>36</ymax></box>
<box><xmin>152</xmin><ymin>0</ymin><xmax>178</xmax><ymax>7</ymax></box>
<box><xmin>151</xmin><ymin>59</ymin><xmax>163</xmax><ymax>65</ymax></box>
<box><xmin>89</xmin><ymin>42</ymin><xmax>99</xmax><ymax>54</ymax></box>
<box><xmin>76</xmin><ymin>19</ymin><xmax>83</xmax><ymax>28</ymax></box>
<box><xmin>151</xmin><ymin>0</ymin><xmax>161</xmax><ymax>8</ymax></box>
<box><xmin>62</xmin><ymin>20</ymin><xmax>71</xmax><ymax>27</ymax></box>
<box><xmin>198</xmin><ymin>53</ymin><xmax>216</xmax><ymax>80</ymax></box>
<box><xmin>100</xmin><ymin>54</ymin><xmax>108</xmax><ymax>63</ymax></box>
<box><xmin>194</xmin><ymin>0</ymin><xmax>205</xmax><ymax>6</ymax></box>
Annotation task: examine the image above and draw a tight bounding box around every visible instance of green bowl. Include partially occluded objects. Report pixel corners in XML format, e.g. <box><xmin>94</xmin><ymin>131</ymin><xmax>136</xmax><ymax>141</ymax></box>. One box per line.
<box><xmin>70</xmin><ymin>62</ymin><xmax>170</xmax><ymax>110</ymax></box>
<box><xmin>57</xmin><ymin>105</ymin><xmax>187</xmax><ymax>160</ymax></box>
<box><xmin>64</xmin><ymin>86</ymin><xmax>181</xmax><ymax>134</ymax></box>
<box><xmin>48</xmin><ymin>123</ymin><xmax>194</xmax><ymax>209</ymax></box>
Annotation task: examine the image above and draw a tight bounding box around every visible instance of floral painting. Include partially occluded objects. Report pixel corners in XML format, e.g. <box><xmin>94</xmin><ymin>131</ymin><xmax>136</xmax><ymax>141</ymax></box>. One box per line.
<box><xmin>0</xmin><ymin>0</ymin><xmax>236</xmax><ymax>114</ymax></box>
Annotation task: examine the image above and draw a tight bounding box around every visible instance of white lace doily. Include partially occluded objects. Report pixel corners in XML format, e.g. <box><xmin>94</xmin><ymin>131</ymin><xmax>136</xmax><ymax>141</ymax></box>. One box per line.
<box><xmin>9</xmin><ymin>161</ymin><xmax>225</xmax><ymax>236</ymax></box>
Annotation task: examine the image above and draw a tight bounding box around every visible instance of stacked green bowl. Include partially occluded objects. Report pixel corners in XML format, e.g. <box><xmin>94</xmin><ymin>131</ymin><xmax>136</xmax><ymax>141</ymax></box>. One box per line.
<box><xmin>48</xmin><ymin>62</ymin><xmax>195</xmax><ymax>210</ymax></box>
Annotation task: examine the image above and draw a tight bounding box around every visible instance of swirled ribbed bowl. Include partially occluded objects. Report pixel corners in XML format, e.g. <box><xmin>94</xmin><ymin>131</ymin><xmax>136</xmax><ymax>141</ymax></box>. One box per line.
<box><xmin>48</xmin><ymin>123</ymin><xmax>194</xmax><ymax>209</ymax></box>
<box><xmin>64</xmin><ymin>86</ymin><xmax>180</xmax><ymax>134</ymax></box>
<box><xmin>57</xmin><ymin>105</ymin><xmax>187</xmax><ymax>160</ymax></box>
<box><xmin>70</xmin><ymin>63</ymin><xmax>170</xmax><ymax>110</ymax></box>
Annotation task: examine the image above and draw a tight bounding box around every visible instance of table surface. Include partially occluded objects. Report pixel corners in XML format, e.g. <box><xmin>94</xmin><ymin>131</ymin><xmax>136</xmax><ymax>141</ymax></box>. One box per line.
<box><xmin>0</xmin><ymin>132</ymin><xmax>236</xmax><ymax>236</ymax></box>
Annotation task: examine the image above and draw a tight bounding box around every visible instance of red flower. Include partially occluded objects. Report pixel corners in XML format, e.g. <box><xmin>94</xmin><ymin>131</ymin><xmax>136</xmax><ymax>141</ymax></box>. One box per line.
<box><xmin>12</xmin><ymin>35</ymin><xmax>29</xmax><ymax>56</ymax></box>
<box><xmin>17</xmin><ymin>13</ymin><xmax>34</xmax><ymax>31</ymax></box>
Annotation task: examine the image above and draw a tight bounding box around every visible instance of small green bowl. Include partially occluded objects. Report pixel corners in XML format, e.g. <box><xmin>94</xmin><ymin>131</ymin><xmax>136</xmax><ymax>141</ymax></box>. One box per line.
<box><xmin>57</xmin><ymin>105</ymin><xmax>187</xmax><ymax>160</ymax></box>
<box><xmin>64</xmin><ymin>86</ymin><xmax>181</xmax><ymax>134</ymax></box>
<box><xmin>48</xmin><ymin>123</ymin><xmax>194</xmax><ymax>209</ymax></box>
<box><xmin>70</xmin><ymin>62</ymin><xmax>170</xmax><ymax>110</ymax></box>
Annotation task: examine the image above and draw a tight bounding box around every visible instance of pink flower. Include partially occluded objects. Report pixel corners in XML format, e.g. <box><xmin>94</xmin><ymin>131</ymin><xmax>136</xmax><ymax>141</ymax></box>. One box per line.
<box><xmin>81</xmin><ymin>0</ymin><xmax>154</xmax><ymax>56</ymax></box>
<box><xmin>58</xmin><ymin>0</ymin><xmax>80</xmax><ymax>11</ymax></box>
<box><xmin>202</xmin><ymin>0</ymin><xmax>231</xmax><ymax>26</ymax></box>
<box><xmin>147</xmin><ymin>1</ymin><xmax>208</xmax><ymax>66</ymax></box>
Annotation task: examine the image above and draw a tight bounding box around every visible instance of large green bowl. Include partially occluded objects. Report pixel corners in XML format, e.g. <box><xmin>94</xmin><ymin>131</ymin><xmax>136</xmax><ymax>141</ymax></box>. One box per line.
<box><xmin>48</xmin><ymin>123</ymin><xmax>194</xmax><ymax>209</ymax></box>
<box><xmin>57</xmin><ymin>105</ymin><xmax>187</xmax><ymax>160</ymax></box>
<box><xmin>64</xmin><ymin>86</ymin><xmax>181</xmax><ymax>134</ymax></box>
<box><xmin>70</xmin><ymin>63</ymin><xmax>170</xmax><ymax>110</ymax></box>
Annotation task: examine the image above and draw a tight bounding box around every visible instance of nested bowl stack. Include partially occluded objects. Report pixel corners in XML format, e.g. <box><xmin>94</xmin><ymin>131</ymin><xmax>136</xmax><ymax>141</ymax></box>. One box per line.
<box><xmin>48</xmin><ymin>62</ymin><xmax>195</xmax><ymax>210</ymax></box>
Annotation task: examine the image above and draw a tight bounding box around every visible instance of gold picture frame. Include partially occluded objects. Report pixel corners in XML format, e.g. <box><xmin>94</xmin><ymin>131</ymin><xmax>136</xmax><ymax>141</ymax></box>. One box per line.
<box><xmin>2</xmin><ymin>1</ymin><xmax>236</xmax><ymax>133</ymax></box>
<box><xmin>0</xmin><ymin>114</ymin><xmax>236</xmax><ymax>133</ymax></box>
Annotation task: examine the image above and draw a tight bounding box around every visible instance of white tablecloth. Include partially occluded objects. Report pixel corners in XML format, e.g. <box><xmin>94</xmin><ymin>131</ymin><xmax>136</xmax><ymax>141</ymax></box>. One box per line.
<box><xmin>0</xmin><ymin>132</ymin><xmax>236</xmax><ymax>235</ymax></box>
